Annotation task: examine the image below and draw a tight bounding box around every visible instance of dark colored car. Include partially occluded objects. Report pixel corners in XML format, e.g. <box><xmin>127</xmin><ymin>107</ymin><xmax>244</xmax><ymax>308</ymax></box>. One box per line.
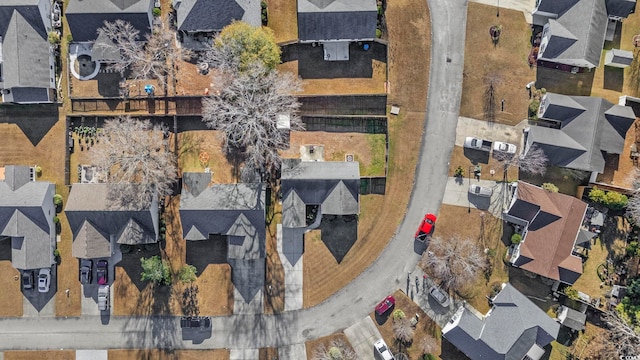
<box><xmin>429</xmin><ymin>286</ymin><xmax>451</xmax><ymax>307</ymax></box>
<box><xmin>97</xmin><ymin>260</ymin><xmax>108</xmax><ymax>285</ymax></box>
<box><xmin>415</xmin><ymin>213</ymin><xmax>437</xmax><ymax>242</ymax></box>
<box><xmin>22</xmin><ymin>270</ymin><xmax>34</xmax><ymax>290</ymax></box>
<box><xmin>375</xmin><ymin>295</ymin><xmax>395</xmax><ymax>316</ymax></box>
<box><xmin>180</xmin><ymin>316</ymin><xmax>211</xmax><ymax>329</ymax></box>
<box><xmin>80</xmin><ymin>259</ymin><xmax>93</xmax><ymax>284</ymax></box>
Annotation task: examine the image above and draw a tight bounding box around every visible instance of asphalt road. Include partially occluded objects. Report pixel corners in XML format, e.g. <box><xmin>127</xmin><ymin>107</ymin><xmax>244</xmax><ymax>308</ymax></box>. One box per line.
<box><xmin>0</xmin><ymin>0</ymin><xmax>469</xmax><ymax>351</ymax></box>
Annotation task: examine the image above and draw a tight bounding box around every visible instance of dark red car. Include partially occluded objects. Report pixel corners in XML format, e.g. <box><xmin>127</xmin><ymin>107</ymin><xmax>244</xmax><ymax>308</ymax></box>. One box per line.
<box><xmin>415</xmin><ymin>213</ymin><xmax>437</xmax><ymax>242</ymax></box>
<box><xmin>375</xmin><ymin>295</ymin><xmax>395</xmax><ymax>315</ymax></box>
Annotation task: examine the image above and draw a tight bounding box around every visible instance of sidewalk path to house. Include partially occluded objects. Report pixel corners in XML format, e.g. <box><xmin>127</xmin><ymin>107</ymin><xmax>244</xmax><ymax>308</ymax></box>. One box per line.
<box><xmin>469</xmin><ymin>0</ymin><xmax>536</xmax><ymax>23</ymax></box>
<box><xmin>0</xmin><ymin>0</ymin><xmax>469</xmax><ymax>351</ymax></box>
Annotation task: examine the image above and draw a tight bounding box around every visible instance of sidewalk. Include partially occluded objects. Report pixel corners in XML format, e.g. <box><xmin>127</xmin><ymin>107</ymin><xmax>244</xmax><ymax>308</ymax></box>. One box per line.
<box><xmin>469</xmin><ymin>0</ymin><xmax>536</xmax><ymax>23</ymax></box>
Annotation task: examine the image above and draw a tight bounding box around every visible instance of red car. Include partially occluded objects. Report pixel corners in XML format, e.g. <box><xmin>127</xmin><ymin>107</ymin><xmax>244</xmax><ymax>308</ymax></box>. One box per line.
<box><xmin>415</xmin><ymin>213</ymin><xmax>437</xmax><ymax>242</ymax></box>
<box><xmin>375</xmin><ymin>295</ymin><xmax>395</xmax><ymax>315</ymax></box>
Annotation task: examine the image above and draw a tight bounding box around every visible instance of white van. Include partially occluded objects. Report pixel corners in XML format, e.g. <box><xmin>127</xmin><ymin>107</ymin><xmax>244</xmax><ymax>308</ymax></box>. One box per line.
<box><xmin>374</xmin><ymin>338</ymin><xmax>395</xmax><ymax>360</ymax></box>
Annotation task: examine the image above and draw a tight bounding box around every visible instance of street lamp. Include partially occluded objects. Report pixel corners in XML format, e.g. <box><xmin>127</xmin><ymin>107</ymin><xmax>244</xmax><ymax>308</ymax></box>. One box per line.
<box><xmin>497</xmin><ymin>0</ymin><xmax>500</xmax><ymax>17</ymax></box>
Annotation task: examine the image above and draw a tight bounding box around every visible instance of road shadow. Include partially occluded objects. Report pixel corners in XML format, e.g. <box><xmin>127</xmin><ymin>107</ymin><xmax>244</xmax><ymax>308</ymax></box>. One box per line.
<box><xmin>0</xmin><ymin>103</ymin><xmax>59</xmax><ymax>145</ymax></box>
<box><xmin>603</xmin><ymin>67</ymin><xmax>624</xmax><ymax>92</ymax></box>
<box><xmin>318</xmin><ymin>214</ymin><xmax>358</xmax><ymax>264</ymax></box>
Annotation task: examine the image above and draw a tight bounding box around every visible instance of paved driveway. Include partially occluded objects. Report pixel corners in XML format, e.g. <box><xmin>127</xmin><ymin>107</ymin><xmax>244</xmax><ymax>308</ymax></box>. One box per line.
<box><xmin>442</xmin><ymin>176</ymin><xmax>514</xmax><ymax>216</ymax></box>
<box><xmin>454</xmin><ymin>117</ymin><xmax>528</xmax><ymax>150</ymax></box>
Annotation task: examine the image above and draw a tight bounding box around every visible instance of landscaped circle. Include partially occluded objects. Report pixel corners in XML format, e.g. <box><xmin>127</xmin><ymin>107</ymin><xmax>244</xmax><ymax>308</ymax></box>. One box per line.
<box><xmin>76</xmin><ymin>55</ymin><xmax>97</xmax><ymax>78</ymax></box>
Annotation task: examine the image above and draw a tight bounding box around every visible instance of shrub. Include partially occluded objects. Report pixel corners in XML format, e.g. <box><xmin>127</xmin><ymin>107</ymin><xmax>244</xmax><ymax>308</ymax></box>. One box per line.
<box><xmin>542</xmin><ymin>183</ymin><xmax>558</xmax><ymax>192</ymax></box>
<box><xmin>423</xmin><ymin>355</ymin><xmax>437</xmax><ymax>360</ymax></box>
<box><xmin>511</xmin><ymin>233</ymin><xmax>522</xmax><ymax>244</ymax></box>
<box><xmin>261</xmin><ymin>1</ymin><xmax>268</xmax><ymax>25</ymax></box>
<box><xmin>605</xmin><ymin>191</ymin><xmax>628</xmax><ymax>210</ymax></box>
<box><xmin>53</xmin><ymin>249</ymin><xmax>60</xmax><ymax>257</ymax></box>
<box><xmin>376</xmin><ymin>28</ymin><xmax>382</xmax><ymax>38</ymax></box>
<box><xmin>48</xmin><ymin>31</ymin><xmax>60</xmax><ymax>44</ymax></box>
<box><xmin>178</xmin><ymin>264</ymin><xmax>197</xmax><ymax>283</ymax></box>
<box><xmin>152</xmin><ymin>7</ymin><xmax>161</xmax><ymax>17</ymax></box>
<box><xmin>627</xmin><ymin>241</ymin><xmax>640</xmax><ymax>257</ymax></box>
<box><xmin>564</xmin><ymin>286</ymin><xmax>579</xmax><ymax>300</ymax></box>
<box><xmin>141</xmin><ymin>255</ymin><xmax>172</xmax><ymax>285</ymax></box>
<box><xmin>35</xmin><ymin>165</ymin><xmax>42</xmax><ymax>175</ymax></box>
<box><xmin>454</xmin><ymin>166</ymin><xmax>465</xmax><ymax>177</ymax></box>
<box><xmin>528</xmin><ymin>99</ymin><xmax>540</xmax><ymax>119</ymax></box>
<box><xmin>53</xmin><ymin>194</ymin><xmax>63</xmax><ymax>206</ymax></box>
<box><xmin>588</xmin><ymin>187</ymin><xmax>607</xmax><ymax>203</ymax></box>
<box><xmin>53</xmin><ymin>216</ymin><xmax>60</xmax><ymax>224</ymax></box>
<box><xmin>392</xmin><ymin>309</ymin><xmax>406</xmax><ymax>321</ymax></box>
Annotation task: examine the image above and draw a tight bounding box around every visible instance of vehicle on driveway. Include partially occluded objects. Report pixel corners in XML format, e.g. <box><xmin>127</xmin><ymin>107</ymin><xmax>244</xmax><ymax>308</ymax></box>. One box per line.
<box><xmin>464</xmin><ymin>137</ymin><xmax>492</xmax><ymax>151</ymax></box>
<box><xmin>98</xmin><ymin>285</ymin><xmax>110</xmax><ymax>311</ymax></box>
<box><xmin>469</xmin><ymin>184</ymin><xmax>493</xmax><ymax>197</ymax></box>
<box><xmin>97</xmin><ymin>260</ymin><xmax>108</xmax><ymax>285</ymax></box>
<box><xmin>180</xmin><ymin>316</ymin><xmax>211</xmax><ymax>329</ymax></box>
<box><xmin>80</xmin><ymin>259</ymin><xmax>93</xmax><ymax>284</ymax></box>
<box><xmin>38</xmin><ymin>268</ymin><xmax>51</xmax><ymax>293</ymax></box>
<box><xmin>429</xmin><ymin>285</ymin><xmax>451</xmax><ymax>307</ymax></box>
<box><xmin>22</xmin><ymin>270</ymin><xmax>34</xmax><ymax>290</ymax></box>
<box><xmin>493</xmin><ymin>141</ymin><xmax>517</xmax><ymax>155</ymax></box>
<box><xmin>415</xmin><ymin>213</ymin><xmax>437</xmax><ymax>242</ymax></box>
<box><xmin>373</xmin><ymin>338</ymin><xmax>395</xmax><ymax>360</ymax></box>
<box><xmin>375</xmin><ymin>295</ymin><xmax>395</xmax><ymax>315</ymax></box>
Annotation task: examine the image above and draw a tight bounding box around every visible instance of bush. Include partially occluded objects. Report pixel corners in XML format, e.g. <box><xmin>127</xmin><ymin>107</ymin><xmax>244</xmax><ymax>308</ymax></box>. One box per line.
<box><xmin>376</xmin><ymin>28</ymin><xmax>382</xmax><ymax>38</ymax></box>
<box><xmin>53</xmin><ymin>249</ymin><xmax>60</xmax><ymax>258</ymax></box>
<box><xmin>261</xmin><ymin>1</ymin><xmax>268</xmax><ymax>25</ymax></box>
<box><xmin>628</xmin><ymin>241</ymin><xmax>640</xmax><ymax>257</ymax></box>
<box><xmin>141</xmin><ymin>256</ymin><xmax>172</xmax><ymax>285</ymax></box>
<box><xmin>66</xmin><ymin>34</ymin><xmax>73</xmax><ymax>43</ymax></box>
<box><xmin>588</xmin><ymin>187</ymin><xmax>607</xmax><ymax>203</ymax></box>
<box><xmin>152</xmin><ymin>7</ymin><xmax>161</xmax><ymax>17</ymax></box>
<box><xmin>528</xmin><ymin>99</ymin><xmax>540</xmax><ymax>119</ymax></box>
<box><xmin>48</xmin><ymin>31</ymin><xmax>60</xmax><ymax>44</ymax></box>
<box><xmin>542</xmin><ymin>183</ymin><xmax>558</xmax><ymax>192</ymax></box>
<box><xmin>53</xmin><ymin>216</ymin><xmax>60</xmax><ymax>224</ymax></box>
<box><xmin>392</xmin><ymin>309</ymin><xmax>406</xmax><ymax>321</ymax></box>
<box><xmin>564</xmin><ymin>286</ymin><xmax>579</xmax><ymax>300</ymax></box>
<box><xmin>511</xmin><ymin>233</ymin><xmax>522</xmax><ymax>244</ymax></box>
<box><xmin>178</xmin><ymin>264</ymin><xmax>197</xmax><ymax>283</ymax></box>
<box><xmin>605</xmin><ymin>191</ymin><xmax>628</xmax><ymax>210</ymax></box>
<box><xmin>423</xmin><ymin>355</ymin><xmax>437</xmax><ymax>360</ymax></box>
<box><xmin>454</xmin><ymin>166</ymin><xmax>465</xmax><ymax>177</ymax></box>
<box><xmin>53</xmin><ymin>194</ymin><xmax>63</xmax><ymax>206</ymax></box>
<box><xmin>35</xmin><ymin>165</ymin><xmax>42</xmax><ymax>176</ymax></box>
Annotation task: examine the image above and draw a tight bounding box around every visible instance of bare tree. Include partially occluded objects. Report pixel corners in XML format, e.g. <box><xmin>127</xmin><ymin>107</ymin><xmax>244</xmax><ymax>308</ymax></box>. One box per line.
<box><xmin>201</xmin><ymin>61</ymin><xmax>303</xmax><ymax>178</ymax></box>
<box><xmin>419</xmin><ymin>336</ymin><xmax>438</xmax><ymax>356</ymax></box>
<box><xmin>602</xmin><ymin>311</ymin><xmax>640</xmax><ymax>357</ymax></box>
<box><xmin>312</xmin><ymin>339</ymin><xmax>358</xmax><ymax>360</ymax></box>
<box><xmin>494</xmin><ymin>144</ymin><xmax>548</xmax><ymax>177</ymax></box>
<box><xmin>393</xmin><ymin>317</ymin><xmax>414</xmax><ymax>352</ymax></box>
<box><xmin>420</xmin><ymin>236</ymin><xmax>488</xmax><ymax>291</ymax></box>
<box><xmin>91</xmin><ymin>116</ymin><xmax>177</xmax><ymax>205</ymax></box>
<box><xmin>483</xmin><ymin>73</ymin><xmax>503</xmax><ymax>122</ymax></box>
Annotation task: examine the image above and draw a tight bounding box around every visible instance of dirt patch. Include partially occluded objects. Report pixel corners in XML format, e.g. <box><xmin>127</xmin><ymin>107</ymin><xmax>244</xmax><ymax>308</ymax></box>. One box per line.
<box><xmin>4</xmin><ymin>350</ymin><xmax>75</xmax><ymax>360</ymax></box>
<box><xmin>373</xmin><ymin>290</ymin><xmax>441</xmax><ymax>359</ymax></box>
<box><xmin>460</xmin><ymin>3</ymin><xmax>535</xmax><ymax>126</ymax></box>
<box><xmin>108</xmin><ymin>349</ymin><xmax>230</xmax><ymax>360</ymax></box>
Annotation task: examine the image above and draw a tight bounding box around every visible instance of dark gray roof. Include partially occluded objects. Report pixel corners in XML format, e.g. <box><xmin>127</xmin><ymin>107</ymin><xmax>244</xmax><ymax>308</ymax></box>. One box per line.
<box><xmin>443</xmin><ymin>283</ymin><xmax>560</xmax><ymax>360</ymax></box>
<box><xmin>174</xmin><ymin>0</ymin><xmax>245</xmax><ymax>32</ymax></box>
<box><xmin>0</xmin><ymin>1</ymin><xmax>47</xmax><ymax>39</ymax></box>
<box><xmin>558</xmin><ymin>305</ymin><xmax>586</xmax><ymax>331</ymax></box>
<box><xmin>507</xmin><ymin>200</ymin><xmax>540</xmax><ymax>223</ymax></box>
<box><xmin>65</xmin><ymin>183</ymin><xmax>158</xmax><ymax>258</ymax></box>
<box><xmin>606</xmin><ymin>0</ymin><xmax>637</xmax><ymax>18</ymax></box>
<box><xmin>0</xmin><ymin>166</ymin><xmax>55</xmax><ymax>270</ymax></box>
<box><xmin>526</xmin><ymin>93</ymin><xmax>636</xmax><ymax>173</ymax></box>
<box><xmin>66</xmin><ymin>0</ymin><xmax>153</xmax><ymax>42</ymax></box>
<box><xmin>297</xmin><ymin>0</ymin><xmax>377</xmax><ymax>41</ymax></box>
<box><xmin>605</xmin><ymin>49</ymin><xmax>634</xmax><ymax>67</ymax></box>
<box><xmin>179</xmin><ymin>173</ymin><xmax>265</xmax><ymax>260</ymax></box>
<box><xmin>537</xmin><ymin>0</ymin><xmax>608</xmax><ymax>68</ymax></box>
<box><xmin>1</xmin><ymin>5</ymin><xmax>54</xmax><ymax>103</ymax></box>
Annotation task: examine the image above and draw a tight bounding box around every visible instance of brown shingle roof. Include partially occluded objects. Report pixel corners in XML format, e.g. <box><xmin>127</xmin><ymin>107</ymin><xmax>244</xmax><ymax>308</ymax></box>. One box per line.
<box><xmin>514</xmin><ymin>182</ymin><xmax>587</xmax><ymax>283</ymax></box>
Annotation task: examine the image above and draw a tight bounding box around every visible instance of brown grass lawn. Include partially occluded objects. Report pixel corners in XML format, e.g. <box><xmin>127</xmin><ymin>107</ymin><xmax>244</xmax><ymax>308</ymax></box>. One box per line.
<box><xmin>595</xmin><ymin>119</ymin><xmax>639</xmax><ymax>190</ymax></box>
<box><xmin>0</xmin><ymin>261</ymin><xmax>22</xmax><ymax>316</ymax></box>
<box><xmin>447</xmin><ymin>145</ymin><xmax>519</xmax><ymax>182</ymax></box>
<box><xmin>279</xmin><ymin>60</ymin><xmax>388</xmax><ymax>96</ymax></box>
<box><xmin>305</xmin><ymin>332</ymin><xmax>357</xmax><ymax>359</ymax></box>
<box><xmin>460</xmin><ymin>3</ymin><xmax>535</xmax><ymax>126</ymax></box>
<box><xmin>177</xmin><ymin>131</ymin><xmax>236</xmax><ymax>183</ymax></box>
<box><xmin>281</xmin><ymin>132</ymin><xmax>387</xmax><ymax>176</ymax></box>
<box><xmin>302</xmin><ymin>0</ymin><xmax>430</xmax><ymax>308</ymax></box>
<box><xmin>428</xmin><ymin>205</ymin><xmax>509</xmax><ymax>313</ymax></box>
<box><xmin>374</xmin><ymin>290</ymin><xmax>441</xmax><ymax>360</ymax></box>
<box><xmin>572</xmin><ymin>237</ymin><xmax>611</xmax><ymax>305</ymax></box>
<box><xmin>548</xmin><ymin>321</ymin><xmax>610</xmax><ymax>360</ymax></box>
<box><xmin>267</xmin><ymin>0</ymin><xmax>298</xmax><ymax>44</ymax></box>
<box><xmin>108</xmin><ymin>349</ymin><xmax>230</xmax><ymax>360</ymax></box>
<box><xmin>4</xmin><ymin>350</ymin><xmax>75</xmax><ymax>360</ymax></box>
<box><xmin>264</xmin><ymin>189</ymin><xmax>285</xmax><ymax>314</ymax></box>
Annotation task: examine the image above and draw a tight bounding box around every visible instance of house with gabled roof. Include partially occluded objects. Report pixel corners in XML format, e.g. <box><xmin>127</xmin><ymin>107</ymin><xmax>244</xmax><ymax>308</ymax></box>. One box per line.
<box><xmin>65</xmin><ymin>0</ymin><xmax>154</xmax><ymax>43</ymax></box>
<box><xmin>533</xmin><ymin>0</ymin><xmax>635</xmax><ymax>73</ymax></box>
<box><xmin>504</xmin><ymin>181</ymin><xmax>588</xmax><ymax>285</ymax></box>
<box><xmin>172</xmin><ymin>0</ymin><xmax>260</xmax><ymax>49</ymax></box>
<box><xmin>297</xmin><ymin>0</ymin><xmax>377</xmax><ymax>61</ymax></box>
<box><xmin>179</xmin><ymin>172</ymin><xmax>265</xmax><ymax>302</ymax></box>
<box><xmin>443</xmin><ymin>283</ymin><xmax>560</xmax><ymax>360</ymax></box>
<box><xmin>0</xmin><ymin>165</ymin><xmax>56</xmax><ymax>270</ymax></box>
<box><xmin>65</xmin><ymin>183</ymin><xmax>159</xmax><ymax>259</ymax></box>
<box><xmin>0</xmin><ymin>0</ymin><xmax>56</xmax><ymax>104</ymax></box>
<box><xmin>523</xmin><ymin>92</ymin><xmax>636</xmax><ymax>175</ymax></box>
<box><xmin>280</xmin><ymin>159</ymin><xmax>359</xmax><ymax>264</ymax></box>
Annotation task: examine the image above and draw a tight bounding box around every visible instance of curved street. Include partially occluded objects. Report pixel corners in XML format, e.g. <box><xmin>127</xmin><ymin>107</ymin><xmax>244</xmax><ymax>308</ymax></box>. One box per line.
<box><xmin>0</xmin><ymin>0</ymin><xmax>469</xmax><ymax>351</ymax></box>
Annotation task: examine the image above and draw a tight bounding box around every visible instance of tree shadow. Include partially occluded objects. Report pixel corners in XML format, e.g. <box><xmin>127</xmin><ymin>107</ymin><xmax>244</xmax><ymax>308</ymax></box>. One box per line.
<box><xmin>0</xmin><ymin>103</ymin><xmax>59</xmax><ymax>146</ymax></box>
<box><xmin>181</xmin><ymin>284</ymin><xmax>199</xmax><ymax>316</ymax></box>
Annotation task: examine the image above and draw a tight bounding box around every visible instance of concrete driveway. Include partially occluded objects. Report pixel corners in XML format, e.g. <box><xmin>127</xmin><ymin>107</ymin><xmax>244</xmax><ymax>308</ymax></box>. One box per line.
<box><xmin>454</xmin><ymin>116</ymin><xmax>528</xmax><ymax>151</ymax></box>
<box><xmin>442</xmin><ymin>176</ymin><xmax>514</xmax><ymax>216</ymax></box>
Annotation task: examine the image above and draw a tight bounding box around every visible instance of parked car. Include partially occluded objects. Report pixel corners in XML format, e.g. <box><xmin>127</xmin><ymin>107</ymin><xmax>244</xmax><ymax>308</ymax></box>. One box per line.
<box><xmin>469</xmin><ymin>184</ymin><xmax>493</xmax><ymax>197</ymax></box>
<box><xmin>51</xmin><ymin>2</ymin><xmax>62</xmax><ymax>29</ymax></box>
<box><xmin>492</xmin><ymin>141</ymin><xmax>517</xmax><ymax>155</ymax></box>
<box><xmin>464</xmin><ymin>137</ymin><xmax>491</xmax><ymax>151</ymax></box>
<box><xmin>180</xmin><ymin>316</ymin><xmax>211</xmax><ymax>329</ymax></box>
<box><xmin>373</xmin><ymin>338</ymin><xmax>395</xmax><ymax>360</ymax></box>
<box><xmin>38</xmin><ymin>268</ymin><xmax>51</xmax><ymax>293</ymax></box>
<box><xmin>98</xmin><ymin>285</ymin><xmax>110</xmax><ymax>311</ymax></box>
<box><xmin>375</xmin><ymin>295</ymin><xmax>395</xmax><ymax>316</ymax></box>
<box><xmin>429</xmin><ymin>286</ymin><xmax>451</xmax><ymax>307</ymax></box>
<box><xmin>415</xmin><ymin>213</ymin><xmax>437</xmax><ymax>242</ymax></box>
<box><xmin>97</xmin><ymin>260</ymin><xmax>108</xmax><ymax>285</ymax></box>
<box><xmin>22</xmin><ymin>270</ymin><xmax>34</xmax><ymax>290</ymax></box>
<box><xmin>79</xmin><ymin>259</ymin><xmax>93</xmax><ymax>284</ymax></box>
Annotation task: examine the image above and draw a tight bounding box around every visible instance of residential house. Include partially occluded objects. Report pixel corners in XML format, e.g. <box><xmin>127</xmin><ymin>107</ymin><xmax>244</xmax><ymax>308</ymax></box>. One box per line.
<box><xmin>504</xmin><ymin>181</ymin><xmax>588</xmax><ymax>285</ymax></box>
<box><xmin>523</xmin><ymin>92</ymin><xmax>636</xmax><ymax>177</ymax></box>
<box><xmin>65</xmin><ymin>0</ymin><xmax>154</xmax><ymax>43</ymax></box>
<box><xmin>297</xmin><ymin>0</ymin><xmax>377</xmax><ymax>61</ymax></box>
<box><xmin>0</xmin><ymin>0</ymin><xmax>56</xmax><ymax>104</ymax></box>
<box><xmin>65</xmin><ymin>183</ymin><xmax>159</xmax><ymax>259</ymax></box>
<box><xmin>280</xmin><ymin>159</ymin><xmax>360</xmax><ymax>265</ymax></box>
<box><xmin>172</xmin><ymin>0</ymin><xmax>260</xmax><ymax>49</ymax></box>
<box><xmin>533</xmin><ymin>0</ymin><xmax>636</xmax><ymax>73</ymax></box>
<box><xmin>179</xmin><ymin>172</ymin><xmax>265</xmax><ymax>302</ymax></box>
<box><xmin>0</xmin><ymin>166</ymin><xmax>56</xmax><ymax>270</ymax></box>
<box><xmin>443</xmin><ymin>283</ymin><xmax>560</xmax><ymax>360</ymax></box>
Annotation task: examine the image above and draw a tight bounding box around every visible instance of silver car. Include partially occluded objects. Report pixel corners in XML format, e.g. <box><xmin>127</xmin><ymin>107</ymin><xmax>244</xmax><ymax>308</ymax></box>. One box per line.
<box><xmin>38</xmin><ymin>268</ymin><xmax>51</xmax><ymax>293</ymax></box>
<box><xmin>373</xmin><ymin>338</ymin><xmax>395</xmax><ymax>360</ymax></box>
<box><xmin>469</xmin><ymin>184</ymin><xmax>493</xmax><ymax>197</ymax></box>
<box><xmin>429</xmin><ymin>286</ymin><xmax>451</xmax><ymax>307</ymax></box>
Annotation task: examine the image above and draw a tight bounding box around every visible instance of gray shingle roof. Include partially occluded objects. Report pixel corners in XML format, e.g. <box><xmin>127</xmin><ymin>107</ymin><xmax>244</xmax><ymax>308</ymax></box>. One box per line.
<box><xmin>0</xmin><ymin>166</ymin><xmax>55</xmax><ymax>270</ymax></box>
<box><xmin>174</xmin><ymin>0</ymin><xmax>245</xmax><ymax>32</ymax></box>
<box><xmin>537</xmin><ymin>0</ymin><xmax>608</xmax><ymax>68</ymax></box>
<box><xmin>179</xmin><ymin>173</ymin><xmax>266</xmax><ymax>260</ymax></box>
<box><xmin>443</xmin><ymin>283</ymin><xmax>560</xmax><ymax>360</ymax></box>
<box><xmin>526</xmin><ymin>93</ymin><xmax>636</xmax><ymax>173</ymax></box>
<box><xmin>72</xmin><ymin>219</ymin><xmax>112</xmax><ymax>258</ymax></box>
<box><xmin>558</xmin><ymin>305</ymin><xmax>586</xmax><ymax>331</ymax></box>
<box><xmin>606</xmin><ymin>0</ymin><xmax>637</xmax><ymax>18</ymax></box>
<box><xmin>66</xmin><ymin>0</ymin><xmax>153</xmax><ymax>42</ymax></box>
<box><xmin>297</xmin><ymin>0</ymin><xmax>377</xmax><ymax>41</ymax></box>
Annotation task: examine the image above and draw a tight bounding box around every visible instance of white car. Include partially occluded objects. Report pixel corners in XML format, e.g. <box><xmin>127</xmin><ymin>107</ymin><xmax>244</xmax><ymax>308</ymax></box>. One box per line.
<box><xmin>98</xmin><ymin>285</ymin><xmax>110</xmax><ymax>311</ymax></box>
<box><xmin>38</xmin><ymin>268</ymin><xmax>51</xmax><ymax>293</ymax></box>
<box><xmin>493</xmin><ymin>141</ymin><xmax>517</xmax><ymax>154</ymax></box>
<box><xmin>373</xmin><ymin>338</ymin><xmax>395</xmax><ymax>360</ymax></box>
